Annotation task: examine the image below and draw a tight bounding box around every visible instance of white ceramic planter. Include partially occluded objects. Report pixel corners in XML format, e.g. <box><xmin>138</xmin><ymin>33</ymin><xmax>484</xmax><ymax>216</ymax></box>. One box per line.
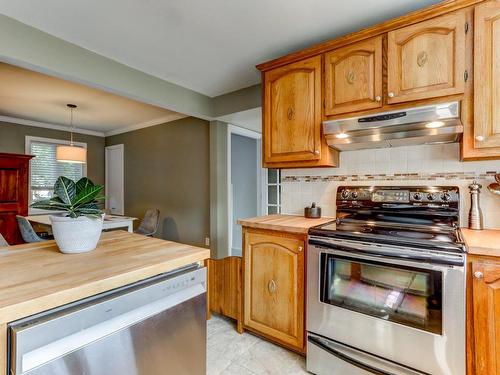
<box><xmin>50</xmin><ymin>214</ymin><xmax>104</xmax><ymax>254</ymax></box>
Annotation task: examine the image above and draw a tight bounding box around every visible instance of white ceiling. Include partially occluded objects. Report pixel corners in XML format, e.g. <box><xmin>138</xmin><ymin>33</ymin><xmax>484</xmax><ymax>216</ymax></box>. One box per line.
<box><xmin>0</xmin><ymin>63</ymin><xmax>185</xmax><ymax>136</ymax></box>
<box><xmin>0</xmin><ymin>0</ymin><xmax>441</xmax><ymax>97</ymax></box>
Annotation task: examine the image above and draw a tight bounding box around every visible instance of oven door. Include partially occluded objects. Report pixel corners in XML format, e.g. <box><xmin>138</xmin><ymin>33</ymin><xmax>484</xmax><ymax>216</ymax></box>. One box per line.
<box><xmin>307</xmin><ymin>237</ymin><xmax>465</xmax><ymax>375</ymax></box>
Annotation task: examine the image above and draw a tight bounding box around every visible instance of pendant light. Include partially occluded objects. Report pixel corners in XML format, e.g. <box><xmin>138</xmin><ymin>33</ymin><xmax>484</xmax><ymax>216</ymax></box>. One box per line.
<box><xmin>56</xmin><ymin>104</ymin><xmax>87</xmax><ymax>164</ymax></box>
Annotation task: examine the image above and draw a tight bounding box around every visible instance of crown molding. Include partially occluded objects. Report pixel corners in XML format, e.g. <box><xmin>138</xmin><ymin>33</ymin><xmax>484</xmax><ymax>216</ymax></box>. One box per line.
<box><xmin>104</xmin><ymin>113</ymin><xmax>187</xmax><ymax>137</ymax></box>
<box><xmin>0</xmin><ymin>115</ymin><xmax>105</xmax><ymax>137</ymax></box>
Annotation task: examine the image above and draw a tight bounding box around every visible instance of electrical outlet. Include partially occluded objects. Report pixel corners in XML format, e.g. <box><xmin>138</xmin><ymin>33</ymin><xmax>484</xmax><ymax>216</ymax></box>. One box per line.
<box><xmin>205</xmin><ymin>237</ymin><xmax>210</xmax><ymax>247</ymax></box>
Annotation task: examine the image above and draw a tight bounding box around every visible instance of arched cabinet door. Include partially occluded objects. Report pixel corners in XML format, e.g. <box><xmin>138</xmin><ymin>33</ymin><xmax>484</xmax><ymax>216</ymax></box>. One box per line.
<box><xmin>243</xmin><ymin>230</ymin><xmax>305</xmax><ymax>351</ymax></box>
<box><xmin>387</xmin><ymin>11</ymin><xmax>466</xmax><ymax>104</ymax></box>
<box><xmin>472</xmin><ymin>260</ymin><xmax>500</xmax><ymax>375</ymax></box>
<box><xmin>324</xmin><ymin>36</ymin><xmax>383</xmax><ymax>116</ymax></box>
<box><xmin>263</xmin><ymin>56</ymin><xmax>322</xmax><ymax>164</ymax></box>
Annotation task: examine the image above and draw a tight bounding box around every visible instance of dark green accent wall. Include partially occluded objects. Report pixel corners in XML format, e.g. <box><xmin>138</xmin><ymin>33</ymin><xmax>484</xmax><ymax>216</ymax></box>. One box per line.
<box><xmin>105</xmin><ymin>117</ymin><xmax>210</xmax><ymax>248</ymax></box>
<box><xmin>0</xmin><ymin>121</ymin><xmax>105</xmax><ymax>184</ymax></box>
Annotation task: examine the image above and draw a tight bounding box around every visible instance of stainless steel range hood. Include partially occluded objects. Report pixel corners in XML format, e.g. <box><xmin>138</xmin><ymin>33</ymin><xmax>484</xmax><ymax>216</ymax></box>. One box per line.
<box><xmin>323</xmin><ymin>101</ymin><xmax>463</xmax><ymax>151</ymax></box>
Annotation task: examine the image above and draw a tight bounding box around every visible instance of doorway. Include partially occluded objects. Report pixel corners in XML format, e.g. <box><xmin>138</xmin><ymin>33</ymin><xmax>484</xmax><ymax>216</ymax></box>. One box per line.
<box><xmin>228</xmin><ymin>126</ymin><xmax>264</xmax><ymax>257</ymax></box>
<box><xmin>105</xmin><ymin>144</ymin><xmax>124</xmax><ymax>215</ymax></box>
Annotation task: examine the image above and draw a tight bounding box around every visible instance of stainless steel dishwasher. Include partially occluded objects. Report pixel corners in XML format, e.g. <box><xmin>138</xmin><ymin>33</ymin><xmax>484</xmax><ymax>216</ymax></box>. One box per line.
<box><xmin>8</xmin><ymin>264</ymin><xmax>206</xmax><ymax>375</ymax></box>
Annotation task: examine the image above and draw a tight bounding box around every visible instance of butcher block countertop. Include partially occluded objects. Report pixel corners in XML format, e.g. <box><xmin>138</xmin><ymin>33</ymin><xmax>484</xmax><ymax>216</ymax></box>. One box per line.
<box><xmin>462</xmin><ymin>228</ymin><xmax>500</xmax><ymax>257</ymax></box>
<box><xmin>0</xmin><ymin>231</ymin><xmax>210</xmax><ymax>370</ymax></box>
<box><xmin>238</xmin><ymin>214</ymin><xmax>335</xmax><ymax>234</ymax></box>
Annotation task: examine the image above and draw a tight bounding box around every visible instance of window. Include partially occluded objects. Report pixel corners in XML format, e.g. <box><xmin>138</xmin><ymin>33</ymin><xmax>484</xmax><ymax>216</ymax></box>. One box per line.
<box><xmin>26</xmin><ymin>136</ymin><xmax>86</xmax><ymax>204</ymax></box>
<box><xmin>266</xmin><ymin>169</ymin><xmax>281</xmax><ymax>214</ymax></box>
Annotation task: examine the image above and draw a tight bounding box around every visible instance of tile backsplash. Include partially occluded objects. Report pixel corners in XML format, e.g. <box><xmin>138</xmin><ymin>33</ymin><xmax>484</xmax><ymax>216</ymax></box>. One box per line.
<box><xmin>281</xmin><ymin>143</ymin><xmax>500</xmax><ymax>228</ymax></box>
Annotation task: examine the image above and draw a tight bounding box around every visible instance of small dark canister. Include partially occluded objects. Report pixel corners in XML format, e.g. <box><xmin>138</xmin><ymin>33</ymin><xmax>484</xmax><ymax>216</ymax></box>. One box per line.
<box><xmin>304</xmin><ymin>202</ymin><xmax>321</xmax><ymax>218</ymax></box>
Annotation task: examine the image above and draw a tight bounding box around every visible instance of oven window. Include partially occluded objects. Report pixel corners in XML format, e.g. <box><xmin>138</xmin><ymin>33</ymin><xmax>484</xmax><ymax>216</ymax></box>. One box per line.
<box><xmin>320</xmin><ymin>254</ymin><xmax>442</xmax><ymax>334</ymax></box>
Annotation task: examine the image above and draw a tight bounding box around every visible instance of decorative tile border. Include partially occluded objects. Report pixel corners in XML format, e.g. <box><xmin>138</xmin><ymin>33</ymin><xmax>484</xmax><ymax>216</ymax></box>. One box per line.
<box><xmin>282</xmin><ymin>171</ymin><xmax>499</xmax><ymax>183</ymax></box>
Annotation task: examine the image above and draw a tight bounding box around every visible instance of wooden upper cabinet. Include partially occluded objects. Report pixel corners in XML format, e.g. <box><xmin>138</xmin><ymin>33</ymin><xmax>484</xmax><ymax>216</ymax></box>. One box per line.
<box><xmin>473</xmin><ymin>1</ymin><xmax>500</xmax><ymax>150</ymax></box>
<box><xmin>472</xmin><ymin>260</ymin><xmax>500</xmax><ymax>375</ymax></box>
<box><xmin>387</xmin><ymin>11</ymin><xmax>466</xmax><ymax>104</ymax></box>
<box><xmin>263</xmin><ymin>56</ymin><xmax>322</xmax><ymax>164</ymax></box>
<box><xmin>324</xmin><ymin>36</ymin><xmax>383</xmax><ymax>116</ymax></box>
<box><xmin>243</xmin><ymin>230</ymin><xmax>305</xmax><ymax>351</ymax></box>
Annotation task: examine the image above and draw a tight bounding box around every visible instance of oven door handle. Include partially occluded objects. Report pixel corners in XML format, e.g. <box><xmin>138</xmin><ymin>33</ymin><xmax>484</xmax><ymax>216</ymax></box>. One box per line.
<box><xmin>308</xmin><ymin>238</ymin><xmax>464</xmax><ymax>267</ymax></box>
<box><xmin>308</xmin><ymin>336</ymin><xmax>394</xmax><ymax>375</ymax></box>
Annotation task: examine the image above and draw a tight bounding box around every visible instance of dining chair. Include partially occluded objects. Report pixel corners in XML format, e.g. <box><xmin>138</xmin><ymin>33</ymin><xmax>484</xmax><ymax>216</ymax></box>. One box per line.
<box><xmin>134</xmin><ymin>209</ymin><xmax>160</xmax><ymax>236</ymax></box>
<box><xmin>16</xmin><ymin>216</ymin><xmax>47</xmax><ymax>243</ymax></box>
<box><xmin>0</xmin><ymin>233</ymin><xmax>9</xmax><ymax>247</ymax></box>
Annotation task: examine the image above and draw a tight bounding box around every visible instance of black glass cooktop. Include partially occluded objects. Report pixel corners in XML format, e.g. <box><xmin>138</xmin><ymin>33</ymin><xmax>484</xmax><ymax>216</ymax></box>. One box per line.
<box><xmin>309</xmin><ymin>220</ymin><xmax>464</xmax><ymax>252</ymax></box>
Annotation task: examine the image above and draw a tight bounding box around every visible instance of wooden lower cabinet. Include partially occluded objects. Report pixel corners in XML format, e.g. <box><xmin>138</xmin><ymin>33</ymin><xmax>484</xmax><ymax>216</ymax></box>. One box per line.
<box><xmin>470</xmin><ymin>258</ymin><xmax>500</xmax><ymax>374</ymax></box>
<box><xmin>243</xmin><ymin>228</ymin><xmax>305</xmax><ymax>353</ymax></box>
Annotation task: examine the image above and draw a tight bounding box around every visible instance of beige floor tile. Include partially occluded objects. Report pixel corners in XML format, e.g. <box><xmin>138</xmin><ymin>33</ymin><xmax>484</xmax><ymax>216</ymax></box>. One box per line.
<box><xmin>207</xmin><ymin>315</ymin><xmax>308</xmax><ymax>375</ymax></box>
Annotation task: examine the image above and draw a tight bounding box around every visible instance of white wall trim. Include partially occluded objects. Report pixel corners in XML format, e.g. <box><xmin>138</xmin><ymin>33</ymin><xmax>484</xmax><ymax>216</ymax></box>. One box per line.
<box><xmin>104</xmin><ymin>113</ymin><xmax>188</xmax><ymax>137</ymax></box>
<box><xmin>227</xmin><ymin>124</ymin><xmax>265</xmax><ymax>256</ymax></box>
<box><xmin>1</xmin><ymin>114</ymin><xmax>192</xmax><ymax>138</ymax></box>
<box><xmin>1</xmin><ymin>115</ymin><xmax>105</xmax><ymax>137</ymax></box>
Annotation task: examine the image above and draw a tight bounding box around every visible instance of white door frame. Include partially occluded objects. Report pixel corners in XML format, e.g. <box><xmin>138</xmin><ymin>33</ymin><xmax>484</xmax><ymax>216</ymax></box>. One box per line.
<box><xmin>227</xmin><ymin>125</ymin><xmax>265</xmax><ymax>256</ymax></box>
<box><xmin>105</xmin><ymin>144</ymin><xmax>124</xmax><ymax>215</ymax></box>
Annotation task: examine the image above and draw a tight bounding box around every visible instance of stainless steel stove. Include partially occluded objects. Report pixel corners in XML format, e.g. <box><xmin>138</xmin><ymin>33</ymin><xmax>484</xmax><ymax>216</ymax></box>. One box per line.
<box><xmin>306</xmin><ymin>186</ymin><xmax>466</xmax><ymax>375</ymax></box>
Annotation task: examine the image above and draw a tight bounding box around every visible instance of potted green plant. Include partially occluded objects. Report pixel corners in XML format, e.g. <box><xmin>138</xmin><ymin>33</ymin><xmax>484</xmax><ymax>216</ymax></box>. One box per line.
<box><xmin>31</xmin><ymin>176</ymin><xmax>105</xmax><ymax>254</ymax></box>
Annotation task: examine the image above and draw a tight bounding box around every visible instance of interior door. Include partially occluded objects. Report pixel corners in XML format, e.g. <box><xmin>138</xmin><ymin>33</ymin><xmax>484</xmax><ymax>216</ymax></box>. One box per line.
<box><xmin>473</xmin><ymin>1</ymin><xmax>500</xmax><ymax>149</ymax></box>
<box><xmin>387</xmin><ymin>11</ymin><xmax>466</xmax><ymax>104</ymax></box>
<box><xmin>324</xmin><ymin>36</ymin><xmax>383</xmax><ymax>116</ymax></box>
<box><xmin>105</xmin><ymin>144</ymin><xmax>124</xmax><ymax>215</ymax></box>
<box><xmin>263</xmin><ymin>56</ymin><xmax>322</xmax><ymax>163</ymax></box>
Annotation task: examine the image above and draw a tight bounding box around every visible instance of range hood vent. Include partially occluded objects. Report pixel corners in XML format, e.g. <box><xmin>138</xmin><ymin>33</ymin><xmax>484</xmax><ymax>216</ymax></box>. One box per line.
<box><xmin>323</xmin><ymin>101</ymin><xmax>463</xmax><ymax>151</ymax></box>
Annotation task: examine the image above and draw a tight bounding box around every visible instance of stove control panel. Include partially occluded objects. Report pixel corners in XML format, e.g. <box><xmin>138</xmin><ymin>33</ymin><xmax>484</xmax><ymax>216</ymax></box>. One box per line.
<box><xmin>337</xmin><ymin>186</ymin><xmax>460</xmax><ymax>204</ymax></box>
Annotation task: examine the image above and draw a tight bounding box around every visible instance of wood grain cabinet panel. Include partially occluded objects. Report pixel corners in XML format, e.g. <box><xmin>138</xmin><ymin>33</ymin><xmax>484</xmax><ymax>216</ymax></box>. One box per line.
<box><xmin>263</xmin><ymin>56</ymin><xmax>322</xmax><ymax>164</ymax></box>
<box><xmin>324</xmin><ymin>36</ymin><xmax>383</xmax><ymax>116</ymax></box>
<box><xmin>0</xmin><ymin>153</ymin><xmax>32</xmax><ymax>245</ymax></box>
<box><xmin>472</xmin><ymin>260</ymin><xmax>500</xmax><ymax>375</ymax></box>
<box><xmin>387</xmin><ymin>11</ymin><xmax>466</xmax><ymax>104</ymax></box>
<box><xmin>473</xmin><ymin>1</ymin><xmax>500</xmax><ymax>151</ymax></box>
<box><xmin>243</xmin><ymin>229</ymin><xmax>305</xmax><ymax>352</ymax></box>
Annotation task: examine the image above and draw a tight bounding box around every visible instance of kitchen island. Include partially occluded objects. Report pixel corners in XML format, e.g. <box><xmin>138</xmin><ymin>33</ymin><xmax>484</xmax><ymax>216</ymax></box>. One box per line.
<box><xmin>0</xmin><ymin>230</ymin><xmax>210</xmax><ymax>373</ymax></box>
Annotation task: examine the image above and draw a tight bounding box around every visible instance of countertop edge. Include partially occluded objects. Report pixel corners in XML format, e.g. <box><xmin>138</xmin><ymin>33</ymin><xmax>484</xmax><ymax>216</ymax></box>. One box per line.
<box><xmin>461</xmin><ymin>228</ymin><xmax>500</xmax><ymax>257</ymax></box>
<box><xmin>238</xmin><ymin>214</ymin><xmax>336</xmax><ymax>234</ymax></box>
<box><xmin>0</xmin><ymin>249</ymin><xmax>210</xmax><ymax>324</ymax></box>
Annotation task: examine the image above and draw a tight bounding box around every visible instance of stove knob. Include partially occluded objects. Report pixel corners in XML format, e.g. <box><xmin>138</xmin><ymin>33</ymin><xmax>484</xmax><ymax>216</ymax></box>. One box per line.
<box><xmin>413</xmin><ymin>192</ymin><xmax>422</xmax><ymax>201</ymax></box>
<box><xmin>441</xmin><ymin>192</ymin><xmax>451</xmax><ymax>202</ymax></box>
<box><xmin>351</xmin><ymin>191</ymin><xmax>359</xmax><ymax>199</ymax></box>
<box><xmin>340</xmin><ymin>190</ymin><xmax>350</xmax><ymax>199</ymax></box>
<box><xmin>427</xmin><ymin>193</ymin><xmax>435</xmax><ymax>201</ymax></box>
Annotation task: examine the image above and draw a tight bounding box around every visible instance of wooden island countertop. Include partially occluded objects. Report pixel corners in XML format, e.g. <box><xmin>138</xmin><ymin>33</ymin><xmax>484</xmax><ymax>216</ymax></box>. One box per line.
<box><xmin>238</xmin><ymin>214</ymin><xmax>335</xmax><ymax>234</ymax></box>
<box><xmin>0</xmin><ymin>230</ymin><xmax>210</xmax><ymax>370</ymax></box>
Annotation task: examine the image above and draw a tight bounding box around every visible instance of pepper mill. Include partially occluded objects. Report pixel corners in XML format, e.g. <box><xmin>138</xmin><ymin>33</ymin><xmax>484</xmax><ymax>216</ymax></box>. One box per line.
<box><xmin>468</xmin><ymin>181</ymin><xmax>483</xmax><ymax>230</ymax></box>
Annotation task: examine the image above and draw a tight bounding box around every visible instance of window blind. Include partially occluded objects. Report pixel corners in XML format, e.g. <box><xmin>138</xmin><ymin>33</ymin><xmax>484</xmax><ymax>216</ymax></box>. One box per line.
<box><xmin>29</xmin><ymin>141</ymin><xmax>83</xmax><ymax>202</ymax></box>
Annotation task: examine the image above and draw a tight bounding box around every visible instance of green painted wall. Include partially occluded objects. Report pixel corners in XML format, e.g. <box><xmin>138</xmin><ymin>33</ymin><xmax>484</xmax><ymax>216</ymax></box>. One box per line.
<box><xmin>209</xmin><ymin>121</ymin><xmax>229</xmax><ymax>258</ymax></box>
<box><xmin>0</xmin><ymin>121</ymin><xmax>105</xmax><ymax>184</ymax></box>
<box><xmin>105</xmin><ymin>117</ymin><xmax>210</xmax><ymax>248</ymax></box>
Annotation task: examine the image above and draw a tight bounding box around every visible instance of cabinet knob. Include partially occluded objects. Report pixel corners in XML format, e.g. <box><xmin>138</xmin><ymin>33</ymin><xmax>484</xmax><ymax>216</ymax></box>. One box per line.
<box><xmin>474</xmin><ymin>271</ymin><xmax>484</xmax><ymax>279</ymax></box>
<box><xmin>314</xmin><ymin>150</ymin><xmax>320</xmax><ymax>155</ymax></box>
<box><xmin>475</xmin><ymin>135</ymin><xmax>485</xmax><ymax>142</ymax></box>
<box><xmin>388</xmin><ymin>92</ymin><xmax>395</xmax><ymax>98</ymax></box>
<box><xmin>268</xmin><ymin>280</ymin><xmax>277</xmax><ymax>294</ymax></box>
<box><xmin>298</xmin><ymin>246</ymin><xmax>303</xmax><ymax>252</ymax></box>
<box><xmin>375</xmin><ymin>96</ymin><xmax>382</xmax><ymax>102</ymax></box>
